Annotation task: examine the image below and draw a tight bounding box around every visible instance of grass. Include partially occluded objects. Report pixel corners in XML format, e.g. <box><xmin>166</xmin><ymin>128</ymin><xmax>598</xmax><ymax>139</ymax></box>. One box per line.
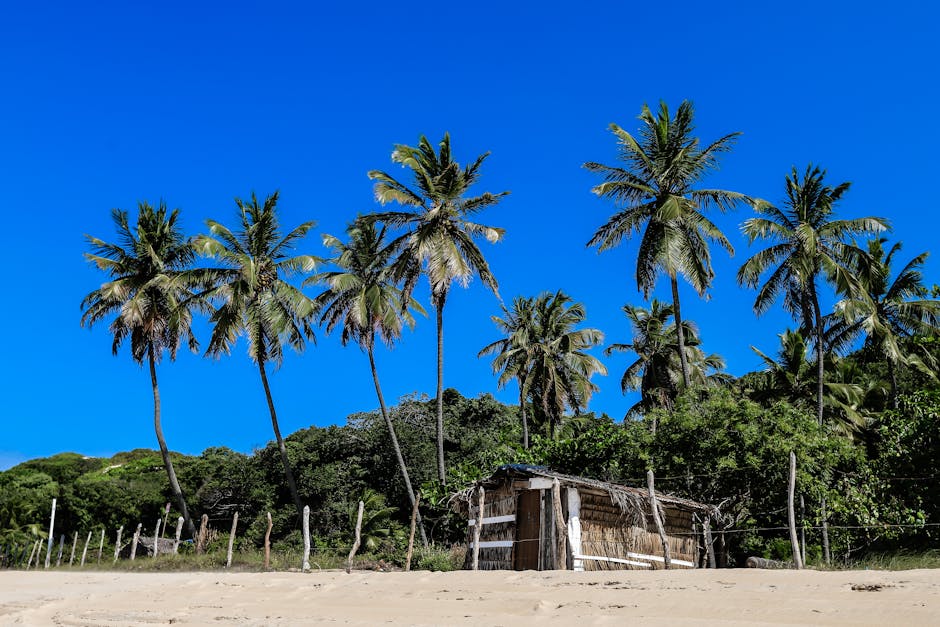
<box><xmin>835</xmin><ymin>550</ymin><xmax>940</xmax><ymax>571</ymax></box>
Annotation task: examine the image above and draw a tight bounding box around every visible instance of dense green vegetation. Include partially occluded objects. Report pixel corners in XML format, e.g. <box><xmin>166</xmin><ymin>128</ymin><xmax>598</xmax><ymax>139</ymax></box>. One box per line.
<box><xmin>4</xmin><ymin>99</ymin><xmax>939</xmax><ymax>571</ymax></box>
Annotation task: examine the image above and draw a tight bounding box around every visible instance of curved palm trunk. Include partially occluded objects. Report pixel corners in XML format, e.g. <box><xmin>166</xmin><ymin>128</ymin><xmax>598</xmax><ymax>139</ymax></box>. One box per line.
<box><xmin>670</xmin><ymin>274</ymin><xmax>692</xmax><ymax>388</ymax></box>
<box><xmin>518</xmin><ymin>376</ymin><xmax>529</xmax><ymax>450</ymax></box>
<box><xmin>148</xmin><ymin>347</ymin><xmax>196</xmax><ymax>539</ymax></box>
<box><xmin>810</xmin><ymin>287</ymin><xmax>825</xmax><ymax>425</ymax></box>
<box><xmin>368</xmin><ymin>344</ymin><xmax>428</xmax><ymax>548</ymax></box>
<box><xmin>434</xmin><ymin>295</ymin><xmax>446</xmax><ymax>485</ymax></box>
<box><xmin>258</xmin><ymin>360</ymin><xmax>304</xmax><ymax>521</ymax></box>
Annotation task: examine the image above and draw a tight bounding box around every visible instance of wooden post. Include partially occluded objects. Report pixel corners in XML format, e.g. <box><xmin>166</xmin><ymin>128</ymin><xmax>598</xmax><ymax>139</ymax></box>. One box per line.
<box><xmin>226</xmin><ymin>512</ymin><xmax>238</xmax><ymax>568</ymax></box>
<box><xmin>195</xmin><ymin>514</ymin><xmax>208</xmax><ymax>554</ymax></box>
<box><xmin>551</xmin><ymin>479</ymin><xmax>567</xmax><ymax>570</ymax></box>
<box><xmin>153</xmin><ymin>516</ymin><xmax>162</xmax><ymax>559</ymax></box>
<box><xmin>346</xmin><ymin>500</ymin><xmax>364</xmax><ymax>574</ymax></box>
<box><xmin>405</xmin><ymin>491</ymin><xmax>421</xmax><ymax>572</ymax></box>
<box><xmin>821</xmin><ymin>496</ymin><xmax>831</xmax><ymax>566</ymax></box>
<box><xmin>159</xmin><ymin>502</ymin><xmax>170</xmax><ymax>539</ymax></box>
<box><xmin>97</xmin><ymin>528</ymin><xmax>105</xmax><ymax>564</ymax></box>
<box><xmin>25</xmin><ymin>539</ymin><xmax>39</xmax><ymax>570</ymax></box>
<box><xmin>130</xmin><ymin>523</ymin><xmax>142</xmax><ymax>561</ymax></box>
<box><xmin>44</xmin><ymin>498</ymin><xmax>56</xmax><ymax>568</ymax></box>
<box><xmin>113</xmin><ymin>526</ymin><xmax>123</xmax><ymax>563</ymax></box>
<box><xmin>703</xmin><ymin>515</ymin><xmax>716</xmax><ymax>569</ymax></box>
<box><xmin>263</xmin><ymin>512</ymin><xmax>273</xmax><ymax>570</ymax></box>
<box><xmin>472</xmin><ymin>487</ymin><xmax>485</xmax><ymax>571</ymax></box>
<box><xmin>56</xmin><ymin>534</ymin><xmax>65</xmax><ymax>567</ymax></box>
<box><xmin>302</xmin><ymin>505</ymin><xmax>311</xmax><ymax>572</ymax></box>
<box><xmin>787</xmin><ymin>452</ymin><xmax>803</xmax><ymax>569</ymax></box>
<box><xmin>80</xmin><ymin>531</ymin><xmax>92</xmax><ymax>567</ymax></box>
<box><xmin>69</xmin><ymin>531</ymin><xmax>78</xmax><ymax>566</ymax></box>
<box><xmin>173</xmin><ymin>516</ymin><xmax>184</xmax><ymax>554</ymax></box>
<box><xmin>646</xmin><ymin>470</ymin><xmax>672</xmax><ymax>569</ymax></box>
<box><xmin>799</xmin><ymin>494</ymin><xmax>806</xmax><ymax>566</ymax></box>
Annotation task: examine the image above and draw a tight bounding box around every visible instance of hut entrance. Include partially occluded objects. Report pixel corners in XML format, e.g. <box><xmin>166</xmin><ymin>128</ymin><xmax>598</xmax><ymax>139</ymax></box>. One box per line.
<box><xmin>514</xmin><ymin>489</ymin><xmax>541</xmax><ymax>570</ymax></box>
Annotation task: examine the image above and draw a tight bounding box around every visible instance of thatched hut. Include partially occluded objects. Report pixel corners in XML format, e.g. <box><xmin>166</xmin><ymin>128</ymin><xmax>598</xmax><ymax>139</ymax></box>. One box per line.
<box><xmin>452</xmin><ymin>465</ymin><xmax>717</xmax><ymax>571</ymax></box>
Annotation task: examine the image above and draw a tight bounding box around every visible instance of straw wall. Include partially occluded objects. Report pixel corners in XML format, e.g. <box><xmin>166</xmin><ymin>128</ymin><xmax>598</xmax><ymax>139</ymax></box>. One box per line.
<box><xmin>463</xmin><ymin>484</ymin><xmax>516</xmax><ymax>571</ymax></box>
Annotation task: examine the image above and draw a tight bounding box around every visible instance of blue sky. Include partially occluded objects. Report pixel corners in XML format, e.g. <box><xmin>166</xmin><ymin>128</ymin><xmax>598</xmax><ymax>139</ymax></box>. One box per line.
<box><xmin>2</xmin><ymin>1</ymin><xmax>938</xmax><ymax>469</ymax></box>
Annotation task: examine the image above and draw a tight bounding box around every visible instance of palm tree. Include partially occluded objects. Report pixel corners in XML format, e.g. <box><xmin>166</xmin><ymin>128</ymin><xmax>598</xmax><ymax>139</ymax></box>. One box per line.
<box><xmin>749</xmin><ymin>330</ymin><xmax>878</xmax><ymax>436</ymax></box>
<box><xmin>738</xmin><ymin>165</ymin><xmax>888</xmax><ymax>424</ymax></box>
<box><xmin>526</xmin><ymin>291</ymin><xmax>607</xmax><ymax>438</ymax></box>
<box><xmin>606</xmin><ymin>300</ymin><xmax>727</xmax><ymax>424</ymax></box>
<box><xmin>81</xmin><ymin>202</ymin><xmax>203</xmax><ymax>538</ymax></box>
<box><xmin>586</xmin><ymin>100</ymin><xmax>754</xmax><ymax>388</ymax></box>
<box><xmin>837</xmin><ymin>238</ymin><xmax>940</xmax><ymax>407</ymax></box>
<box><xmin>478</xmin><ymin>296</ymin><xmax>537</xmax><ymax>449</ymax></box>
<box><xmin>194</xmin><ymin>191</ymin><xmax>319</xmax><ymax>520</ymax></box>
<box><xmin>367</xmin><ymin>133</ymin><xmax>508</xmax><ymax>484</ymax></box>
<box><xmin>307</xmin><ymin>220</ymin><xmax>428</xmax><ymax>547</ymax></box>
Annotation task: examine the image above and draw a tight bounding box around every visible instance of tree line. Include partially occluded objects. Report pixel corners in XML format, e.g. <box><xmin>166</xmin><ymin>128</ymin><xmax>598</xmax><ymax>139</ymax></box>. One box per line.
<box><xmin>8</xmin><ymin>98</ymin><xmax>935</xmax><ymax>566</ymax></box>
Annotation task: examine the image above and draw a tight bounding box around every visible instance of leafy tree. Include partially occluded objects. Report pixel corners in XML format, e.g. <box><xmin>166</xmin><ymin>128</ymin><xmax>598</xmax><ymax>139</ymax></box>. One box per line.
<box><xmin>606</xmin><ymin>299</ymin><xmax>727</xmax><ymax>423</ymax></box>
<box><xmin>738</xmin><ymin>165</ymin><xmax>887</xmax><ymax>424</ymax></box>
<box><xmin>195</xmin><ymin>191</ymin><xmax>319</xmax><ymax>520</ymax></box>
<box><xmin>80</xmin><ymin>202</ymin><xmax>204</xmax><ymax>537</ymax></box>
<box><xmin>586</xmin><ymin>100</ymin><xmax>753</xmax><ymax>387</ymax></box>
<box><xmin>479</xmin><ymin>295</ymin><xmax>537</xmax><ymax>449</ymax></box>
<box><xmin>309</xmin><ymin>220</ymin><xmax>428</xmax><ymax>546</ymax></box>
<box><xmin>837</xmin><ymin>238</ymin><xmax>940</xmax><ymax>407</ymax></box>
<box><xmin>367</xmin><ymin>133</ymin><xmax>509</xmax><ymax>484</ymax></box>
<box><xmin>526</xmin><ymin>291</ymin><xmax>607</xmax><ymax>437</ymax></box>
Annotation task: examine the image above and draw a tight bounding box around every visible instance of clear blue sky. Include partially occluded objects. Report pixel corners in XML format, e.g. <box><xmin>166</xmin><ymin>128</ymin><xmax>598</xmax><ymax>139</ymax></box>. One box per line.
<box><xmin>2</xmin><ymin>1</ymin><xmax>938</xmax><ymax>469</ymax></box>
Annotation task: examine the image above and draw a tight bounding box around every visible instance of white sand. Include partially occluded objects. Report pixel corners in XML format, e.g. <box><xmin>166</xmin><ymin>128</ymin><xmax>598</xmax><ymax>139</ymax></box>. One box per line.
<box><xmin>1</xmin><ymin>568</ymin><xmax>938</xmax><ymax>625</ymax></box>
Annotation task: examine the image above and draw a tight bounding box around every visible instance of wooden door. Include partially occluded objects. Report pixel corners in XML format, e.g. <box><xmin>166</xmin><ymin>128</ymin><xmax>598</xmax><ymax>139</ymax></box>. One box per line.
<box><xmin>514</xmin><ymin>490</ymin><xmax>541</xmax><ymax>570</ymax></box>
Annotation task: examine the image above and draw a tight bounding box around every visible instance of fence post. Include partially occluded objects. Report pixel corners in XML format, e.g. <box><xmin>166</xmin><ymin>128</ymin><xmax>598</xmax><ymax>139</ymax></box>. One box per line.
<box><xmin>788</xmin><ymin>451</ymin><xmax>804</xmax><ymax>569</ymax></box>
<box><xmin>799</xmin><ymin>494</ymin><xmax>806</xmax><ymax>566</ymax></box>
<box><xmin>26</xmin><ymin>540</ymin><xmax>39</xmax><ymax>570</ymax></box>
<box><xmin>646</xmin><ymin>470</ymin><xmax>672</xmax><ymax>569</ymax></box>
<box><xmin>173</xmin><ymin>516</ymin><xmax>184</xmax><ymax>554</ymax></box>
<box><xmin>263</xmin><ymin>512</ymin><xmax>273</xmax><ymax>570</ymax></box>
<box><xmin>130</xmin><ymin>523</ymin><xmax>142</xmax><ymax>561</ymax></box>
<box><xmin>703</xmin><ymin>515</ymin><xmax>716</xmax><ymax>569</ymax></box>
<box><xmin>113</xmin><ymin>526</ymin><xmax>123</xmax><ymax>563</ymax></box>
<box><xmin>44</xmin><ymin>498</ymin><xmax>56</xmax><ymax>569</ymax></box>
<box><xmin>196</xmin><ymin>514</ymin><xmax>209</xmax><ymax>554</ymax></box>
<box><xmin>80</xmin><ymin>531</ymin><xmax>92</xmax><ymax>567</ymax></box>
<box><xmin>97</xmin><ymin>528</ymin><xmax>105</xmax><ymax>564</ymax></box>
<box><xmin>69</xmin><ymin>531</ymin><xmax>78</xmax><ymax>566</ymax></box>
<box><xmin>302</xmin><ymin>505</ymin><xmax>311</xmax><ymax>572</ymax></box>
<box><xmin>472</xmin><ymin>487</ymin><xmax>485</xmax><ymax>571</ymax></box>
<box><xmin>405</xmin><ymin>491</ymin><xmax>421</xmax><ymax>572</ymax></box>
<box><xmin>226</xmin><ymin>512</ymin><xmax>238</xmax><ymax>568</ymax></box>
<box><xmin>346</xmin><ymin>500</ymin><xmax>364</xmax><ymax>574</ymax></box>
<box><xmin>152</xmin><ymin>516</ymin><xmax>161</xmax><ymax>559</ymax></box>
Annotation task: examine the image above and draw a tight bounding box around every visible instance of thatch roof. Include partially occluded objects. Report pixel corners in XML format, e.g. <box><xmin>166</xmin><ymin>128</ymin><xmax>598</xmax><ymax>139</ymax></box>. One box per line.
<box><xmin>451</xmin><ymin>464</ymin><xmax>716</xmax><ymax>518</ymax></box>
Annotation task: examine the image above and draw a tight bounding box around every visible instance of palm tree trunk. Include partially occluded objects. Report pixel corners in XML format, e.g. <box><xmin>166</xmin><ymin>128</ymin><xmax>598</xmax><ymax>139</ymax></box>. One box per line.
<box><xmin>368</xmin><ymin>343</ymin><xmax>428</xmax><ymax>548</ymax></box>
<box><xmin>434</xmin><ymin>294</ymin><xmax>446</xmax><ymax>485</ymax></box>
<box><xmin>810</xmin><ymin>287</ymin><xmax>825</xmax><ymax>426</ymax></box>
<box><xmin>518</xmin><ymin>377</ymin><xmax>529</xmax><ymax>450</ymax></box>
<box><xmin>671</xmin><ymin>274</ymin><xmax>691</xmax><ymax>388</ymax></box>
<box><xmin>887</xmin><ymin>358</ymin><xmax>899</xmax><ymax>410</ymax></box>
<box><xmin>148</xmin><ymin>347</ymin><xmax>196</xmax><ymax>539</ymax></box>
<box><xmin>258</xmin><ymin>359</ymin><xmax>304</xmax><ymax>521</ymax></box>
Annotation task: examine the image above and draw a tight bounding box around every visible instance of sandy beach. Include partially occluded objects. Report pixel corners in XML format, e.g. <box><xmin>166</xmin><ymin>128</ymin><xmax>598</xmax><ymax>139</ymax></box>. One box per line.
<box><xmin>1</xmin><ymin>568</ymin><xmax>938</xmax><ymax>626</ymax></box>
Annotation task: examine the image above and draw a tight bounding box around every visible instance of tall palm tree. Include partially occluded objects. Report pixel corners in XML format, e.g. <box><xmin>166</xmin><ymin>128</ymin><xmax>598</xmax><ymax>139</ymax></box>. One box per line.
<box><xmin>606</xmin><ymin>300</ymin><xmax>727</xmax><ymax>422</ymax></box>
<box><xmin>738</xmin><ymin>165</ymin><xmax>887</xmax><ymax>424</ymax></box>
<box><xmin>478</xmin><ymin>296</ymin><xmax>537</xmax><ymax>449</ymax></box>
<box><xmin>837</xmin><ymin>238</ymin><xmax>940</xmax><ymax>407</ymax></box>
<box><xmin>81</xmin><ymin>202</ymin><xmax>203</xmax><ymax>538</ymax></box>
<box><xmin>586</xmin><ymin>100</ymin><xmax>754</xmax><ymax>388</ymax></box>
<box><xmin>367</xmin><ymin>133</ymin><xmax>508</xmax><ymax>484</ymax></box>
<box><xmin>526</xmin><ymin>291</ymin><xmax>607</xmax><ymax>438</ymax></box>
<box><xmin>194</xmin><ymin>191</ymin><xmax>318</xmax><ymax>519</ymax></box>
<box><xmin>307</xmin><ymin>220</ymin><xmax>428</xmax><ymax>547</ymax></box>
